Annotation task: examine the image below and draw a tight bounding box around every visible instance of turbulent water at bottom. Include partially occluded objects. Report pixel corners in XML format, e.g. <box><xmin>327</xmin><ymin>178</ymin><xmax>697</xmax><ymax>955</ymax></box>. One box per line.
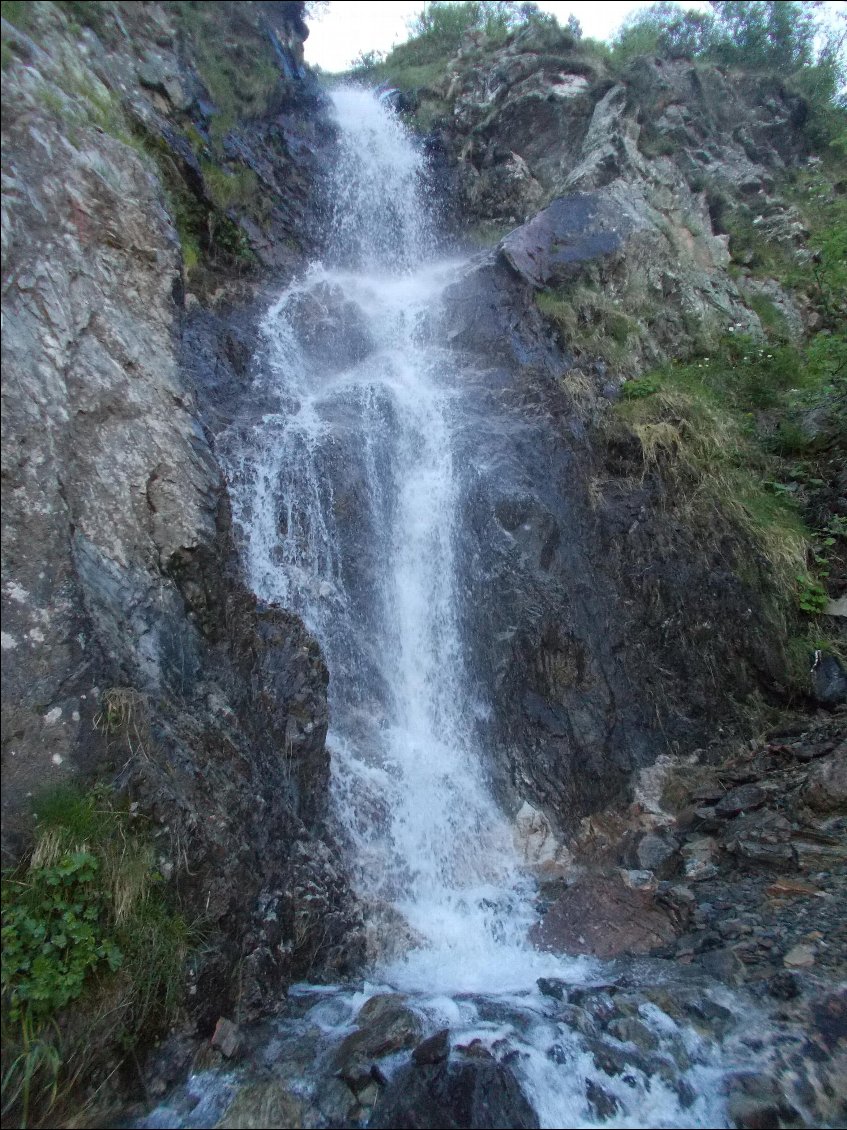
<box><xmin>138</xmin><ymin>88</ymin><xmax>787</xmax><ymax>1129</ymax></box>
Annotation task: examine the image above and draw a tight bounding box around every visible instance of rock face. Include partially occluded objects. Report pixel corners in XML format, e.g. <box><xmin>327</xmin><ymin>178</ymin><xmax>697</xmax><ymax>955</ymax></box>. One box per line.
<box><xmin>1</xmin><ymin>0</ymin><xmax>361</xmax><ymax>1026</ymax></box>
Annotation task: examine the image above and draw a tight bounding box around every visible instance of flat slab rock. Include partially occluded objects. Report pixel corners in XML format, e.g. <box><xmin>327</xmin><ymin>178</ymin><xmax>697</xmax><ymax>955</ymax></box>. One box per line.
<box><xmin>530</xmin><ymin>876</ymin><xmax>677</xmax><ymax>958</ymax></box>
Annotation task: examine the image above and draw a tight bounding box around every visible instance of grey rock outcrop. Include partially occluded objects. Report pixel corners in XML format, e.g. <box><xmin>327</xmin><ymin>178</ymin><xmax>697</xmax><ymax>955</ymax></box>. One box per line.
<box><xmin>1</xmin><ymin>0</ymin><xmax>361</xmax><ymax>1028</ymax></box>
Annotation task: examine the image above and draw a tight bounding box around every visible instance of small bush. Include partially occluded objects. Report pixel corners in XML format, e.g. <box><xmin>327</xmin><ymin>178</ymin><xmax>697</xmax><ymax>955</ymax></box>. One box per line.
<box><xmin>621</xmin><ymin>375</ymin><xmax>662</xmax><ymax>399</ymax></box>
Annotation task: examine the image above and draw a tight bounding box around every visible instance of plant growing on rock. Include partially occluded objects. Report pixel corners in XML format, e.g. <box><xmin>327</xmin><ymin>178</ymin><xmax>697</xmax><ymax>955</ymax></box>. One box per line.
<box><xmin>1</xmin><ymin>784</ymin><xmax>192</xmax><ymax>1128</ymax></box>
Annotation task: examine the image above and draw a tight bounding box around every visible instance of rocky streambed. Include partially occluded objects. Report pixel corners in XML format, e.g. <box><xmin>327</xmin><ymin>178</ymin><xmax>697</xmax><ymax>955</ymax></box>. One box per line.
<box><xmin>126</xmin><ymin>711</ymin><xmax>845</xmax><ymax>1130</ymax></box>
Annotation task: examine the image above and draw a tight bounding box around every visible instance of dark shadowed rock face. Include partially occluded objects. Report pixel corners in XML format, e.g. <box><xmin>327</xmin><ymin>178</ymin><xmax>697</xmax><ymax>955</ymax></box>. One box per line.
<box><xmin>433</xmin><ymin>243</ymin><xmax>802</xmax><ymax>832</ymax></box>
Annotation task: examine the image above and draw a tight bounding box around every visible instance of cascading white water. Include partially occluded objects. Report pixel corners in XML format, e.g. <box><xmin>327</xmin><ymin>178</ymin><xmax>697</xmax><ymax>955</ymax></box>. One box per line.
<box><xmin>226</xmin><ymin>86</ymin><xmax>560</xmax><ymax>993</ymax></box>
<box><xmin>217</xmin><ymin>87</ymin><xmax>740</xmax><ymax>1129</ymax></box>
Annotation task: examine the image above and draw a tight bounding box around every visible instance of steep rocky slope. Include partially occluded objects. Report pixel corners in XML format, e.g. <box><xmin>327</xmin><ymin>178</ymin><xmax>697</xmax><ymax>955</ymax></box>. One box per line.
<box><xmin>1</xmin><ymin>1</ymin><xmax>362</xmax><ymax>1058</ymax></box>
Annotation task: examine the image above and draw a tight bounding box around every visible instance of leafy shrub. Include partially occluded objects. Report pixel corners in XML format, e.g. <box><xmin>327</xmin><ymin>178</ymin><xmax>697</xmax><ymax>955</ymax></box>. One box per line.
<box><xmin>621</xmin><ymin>375</ymin><xmax>661</xmax><ymax>399</ymax></box>
<box><xmin>1</xmin><ymin>784</ymin><xmax>192</xmax><ymax>1127</ymax></box>
<box><xmin>796</xmin><ymin>574</ymin><xmax>828</xmax><ymax>613</ymax></box>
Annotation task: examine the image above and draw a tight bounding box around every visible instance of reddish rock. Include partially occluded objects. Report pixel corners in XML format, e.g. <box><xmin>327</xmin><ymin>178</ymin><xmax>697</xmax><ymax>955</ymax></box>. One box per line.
<box><xmin>529</xmin><ymin>876</ymin><xmax>677</xmax><ymax>958</ymax></box>
<box><xmin>211</xmin><ymin>1016</ymin><xmax>240</xmax><ymax>1058</ymax></box>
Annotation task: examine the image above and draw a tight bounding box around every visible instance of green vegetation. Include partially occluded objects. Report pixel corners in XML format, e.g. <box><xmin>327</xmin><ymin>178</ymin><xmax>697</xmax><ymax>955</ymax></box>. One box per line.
<box><xmin>537</xmin><ymin>286</ymin><xmax>643</xmax><ymax>372</ymax></box>
<box><xmin>0</xmin><ymin>0</ymin><xmax>37</xmax><ymax>32</ymax></box>
<box><xmin>1</xmin><ymin>780</ymin><xmax>192</xmax><ymax>1128</ymax></box>
<box><xmin>613</xmin><ymin>1</ymin><xmax>832</xmax><ymax>74</ymax></box>
<box><xmin>610</xmin><ymin>318</ymin><xmax>844</xmax><ymax>622</ymax></box>
<box><xmin>173</xmin><ymin>2</ymin><xmax>280</xmax><ymax>144</ymax></box>
<box><xmin>613</xmin><ymin>2</ymin><xmax>846</xmax><ymax>151</ymax></box>
<box><xmin>344</xmin><ymin>1</ymin><xmax>574</xmax><ymax>126</ymax></box>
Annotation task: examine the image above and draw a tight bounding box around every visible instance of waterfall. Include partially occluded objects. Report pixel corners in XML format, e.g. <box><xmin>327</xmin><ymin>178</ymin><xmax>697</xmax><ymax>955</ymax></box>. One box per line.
<box><xmin>213</xmin><ymin>88</ymin><xmax>740</xmax><ymax>1129</ymax></box>
<box><xmin>225</xmin><ymin>86</ymin><xmax>557</xmax><ymax>993</ymax></box>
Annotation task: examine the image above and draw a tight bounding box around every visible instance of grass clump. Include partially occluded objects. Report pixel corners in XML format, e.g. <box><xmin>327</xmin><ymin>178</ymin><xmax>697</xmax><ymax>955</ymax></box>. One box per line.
<box><xmin>537</xmin><ymin>286</ymin><xmax>643</xmax><ymax>372</ymax></box>
<box><xmin>610</xmin><ymin>330</ymin><xmax>844</xmax><ymax>619</ymax></box>
<box><xmin>174</xmin><ymin>3</ymin><xmax>280</xmax><ymax>145</ymax></box>
<box><xmin>0</xmin><ymin>0</ymin><xmax>37</xmax><ymax>32</ymax></box>
<box><xmin>1</xmin><ymin>782</ymin><xmax>192</xmax><ymax>1128</ymax></box>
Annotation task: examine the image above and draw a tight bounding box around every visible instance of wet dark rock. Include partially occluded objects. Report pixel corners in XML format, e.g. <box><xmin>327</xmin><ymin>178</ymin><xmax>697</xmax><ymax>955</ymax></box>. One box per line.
<box><xmin>334</xmin><ymin>997</ymin><xmax>423</xmax><ymax>1089</ymax></box>
<box><xmin>809</xmin><ymin>989</ymin><xmax>847</xmax><ymax>1052</ymax></box>
<box><xmin>606</xmin><ymin>1016</ymin><xmax>660</xmax><ymax>1053</ymax></box>
<box><xmin>367</xmin><ymin>1057</ymin><xmax>539</xmax><ymax>1130</ymax></box>
<box><xmin>536</xmin><ymin>977</ymin><xmax>569</xmax><ymax>1001</ymax></box>
<box><xmin>286</xmin><ymin>282</ymin><xmax>375</xmax><ymax>373</ymax></box>
<box><xmin>500</xmin><ymin>193</ymin><xmax>626</xmax><ymax>288</ymax></box>
<box><xmin>811</xmin><ymin>652</ymin><xmax>847</xmax><ymax>706</ymax></box>
<box><xmin>566</xmin><ymin>988</ymin><xmax>619</xmax><ymax>1024</ymax></box>
<box><xmin>766</xmin><ymin>971</ymin><xmax>801</xmax><ymax>1000</ymax></box>
<box><xmin>726</xmin><ymin>1074</ymin><xmax>803</xmax><ymax>1130</ymax></box>
<box><xmin>211</xmin><ymin>1017</ymin><xmax>241</xmax><ymax>1059</ymax></box>
<box><xmin>413</xmin><ymin>1029</ymin><xmax>451</xmax><ymax>1065</ymax></box>
<box><xmin>699</xmin><ymin>948</ymin><xmax>747</xmax><ymax>986</ymax></box>
<box><xmin>216</xmin><ymin>1080</ymin><xmax>305</xmax><ymax>1129</ymax></box>
<box><xmin>585</xmin><ymin>1079</ymin><xmax>621</xmax><ymax>1120</ymax></box>
<box><xmin>556</xmin><ymin>1004</ymin><xmax>600</xmax><ymax>1040</ymax></box>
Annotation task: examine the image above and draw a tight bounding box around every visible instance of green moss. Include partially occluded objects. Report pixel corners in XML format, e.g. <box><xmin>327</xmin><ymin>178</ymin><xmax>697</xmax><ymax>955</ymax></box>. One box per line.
<box><xmin>747</xmin><ymin>293</ymin><xmax>790</xmax><ymax>342</ymax></box>
<box><xmin>608</xmin><ymin>329</ymin><xmax>845</xmax><ymax>620</ymax></box>
<box><xmin>0</xmin><ymin>0</ymin><xmax>37</xmax><ymax>32</ymax></box>
<box><xmin>202</xmin><ymin>162</ymin><xmax>260</xmax><ymax>212</ymax></box>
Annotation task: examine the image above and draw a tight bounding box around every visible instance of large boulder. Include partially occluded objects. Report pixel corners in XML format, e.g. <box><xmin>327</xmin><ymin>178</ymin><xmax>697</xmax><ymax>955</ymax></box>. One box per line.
<box><xmin>368</xmin><ymin>1056</ymin><xmax>539</xmax><ymax>1130</ymax></box>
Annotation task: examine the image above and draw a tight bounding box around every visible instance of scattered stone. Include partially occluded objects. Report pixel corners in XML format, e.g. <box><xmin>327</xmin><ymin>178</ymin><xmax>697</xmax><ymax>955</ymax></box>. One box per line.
<box><xmin>211</xmin><ymin>1017</ymin><xmax>240</xmax><ymax>1059</ymax></box>
<box><xmin>513</xmin><ymin>801</ymin><xmax>573</xmax><ymax>879</ymax></box>
<box><xmin>809</xmin><ymin>989</ymin><xmax>847</xmax><ymax>1051</ymax></box>
<box><xmin>802</xmin><ymin>750</ymin><xmax>847</xmax><ymax>814</ymax></box>
<box><xmin>765</xmin><ymin>879</ymin><xmax>821</xmax><ymax>899</ymax></box>
<box><xmin>634</xmin><ymin>832</ymin><xmax>680</xmax><ymax>878</ymax></box>
<box><xmin>731</xmin><ymin>841</ymin><xmax>797</xmax><ymax>868</ymax></box>
<box><xmin>727</xmin><ymin>1092</ymin><xmax>801</xmax><ymax>1130</ymax></box>
<box><xmin>699</xmin><ymin>948</ymin><xmax>746</xmax><ymax>985</ymax></box>
<box><xmin>692</xmin><ymin>785</ymin><xmax>724</xmax><ymax>803</ymax></box>
<box><xmin>681</xmin><ymin>837</ymin><xmax>719</xmax><ymax>881</ymax></box>
<box><xmin>529</xmin><ymin>876</ymin><xmax>678</xmax><ymax>958</ymax></box>
<box><xmin>766</xmin><ymin>971</ymin><xmax>800</xmax><ymax>1000</ymax></box>
<box><xmin>783</xmin><ymin>944</ymin><xmax>816</xmax><ymax>969</ymax></box>
<box><xmin>620</xmin><ymin>868</ymin><xmax>657</xmax><ymax>891</ymax></box>
<box><xmin>715</xmin><ymin>784</ymin><xmax>767</xmax><ymax>818</ymax></box>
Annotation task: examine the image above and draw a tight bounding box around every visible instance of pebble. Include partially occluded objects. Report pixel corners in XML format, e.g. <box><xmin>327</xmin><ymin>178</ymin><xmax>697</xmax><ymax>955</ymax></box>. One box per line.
<box><xmin>783</xmin><ymin>944</ymin><xmax>816</xmax><ymax>969</ymax></box>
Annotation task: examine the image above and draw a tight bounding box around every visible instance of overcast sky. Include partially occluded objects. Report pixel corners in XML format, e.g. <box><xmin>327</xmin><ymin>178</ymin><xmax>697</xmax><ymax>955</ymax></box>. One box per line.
<box><xmin>304</xmin><ymin>0</ymin><xmax>847</xmax><ymax>73</ymax></box>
